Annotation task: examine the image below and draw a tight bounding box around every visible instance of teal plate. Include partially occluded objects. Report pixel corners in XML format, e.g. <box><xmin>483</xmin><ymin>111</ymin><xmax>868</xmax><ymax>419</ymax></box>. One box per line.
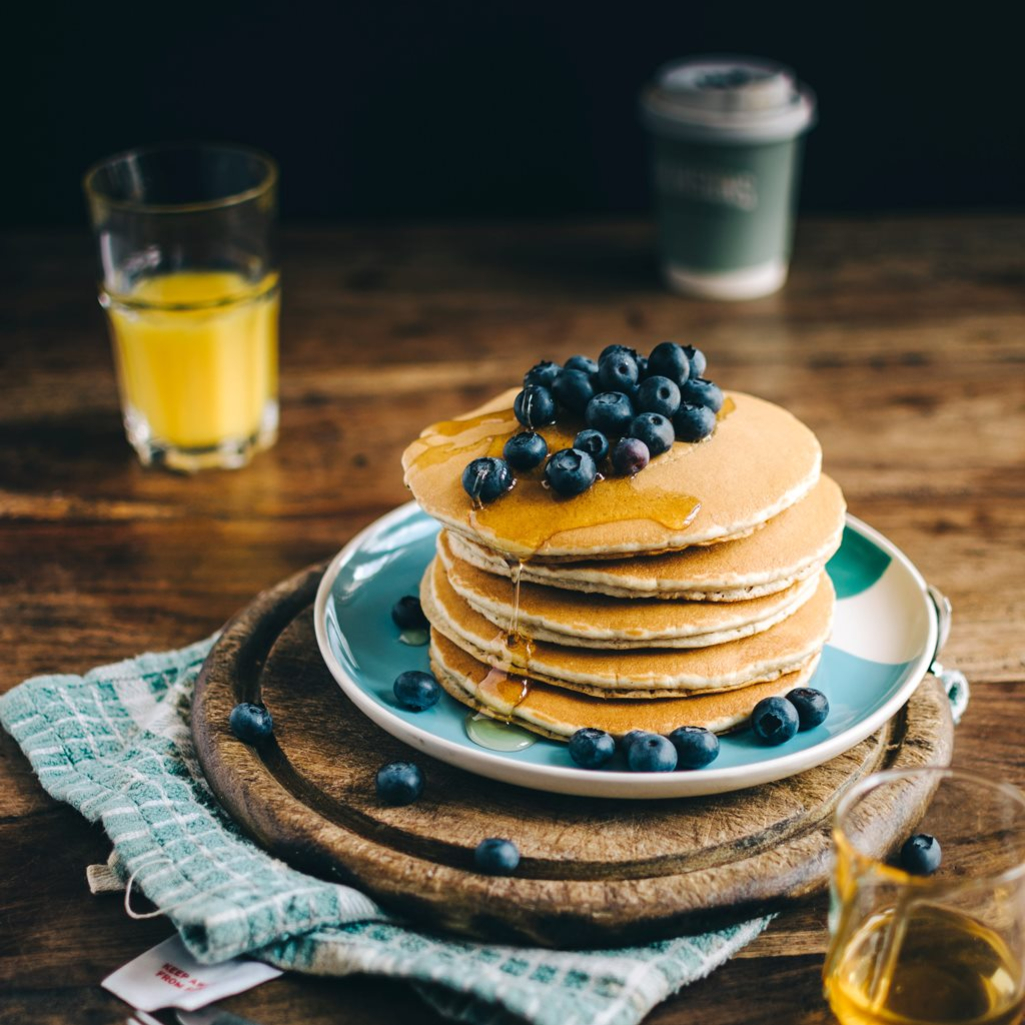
<box><xmin>314</xmin><ymin>503</ymin><xmax>938</xmax><ymax>798</ymax></box>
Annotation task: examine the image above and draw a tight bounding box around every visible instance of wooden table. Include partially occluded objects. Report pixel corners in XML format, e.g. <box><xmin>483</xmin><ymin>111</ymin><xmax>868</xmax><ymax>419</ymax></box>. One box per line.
<box><xmin>2</xmin><ymin>217</ymin><xmax>1023</xmax><ymax>1024</ymax></box>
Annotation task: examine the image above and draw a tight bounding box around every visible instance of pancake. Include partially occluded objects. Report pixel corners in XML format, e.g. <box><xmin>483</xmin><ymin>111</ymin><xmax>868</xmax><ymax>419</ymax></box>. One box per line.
<box><xmin>421</xmin><ymin>556</ymin><xmax>835</xmax><ymax>697</ymax></box>
<box><xmin>431</xmin><ymin>630</ymin><xmax>821</xmax><ymax>739</ymax></box>
<box><xmin>402</xmin><ymin>389</ymin><xmax>822</xmax><ymax>559</ymax></box>
<box><xmin>445</xmin><ymin>474</ymin><xmax>846</xmax><ymax>600</ymax></box>
<box><xmin>437</xmin><ymin>530</ymin><xmax>821</xmax><ymax>649</ymax></box>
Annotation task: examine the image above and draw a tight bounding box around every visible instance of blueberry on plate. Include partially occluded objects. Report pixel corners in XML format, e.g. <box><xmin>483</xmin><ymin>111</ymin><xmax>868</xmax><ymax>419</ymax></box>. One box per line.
<box><xmin>376</xmin><ymin>761</ymin><xmax>424</xmax><ymax>805</ymax></box>
<box><xmin>679</xmin><ymin>377</ymin><xmax>724</xmax><ymax>414</ymax></box>
<box><xmin>646</xmin><ymin>341</ymin><xmax>691</xmax><ymax>387</ymax></box>
<box><xmin>597</xmin><ymin>350</ymin><xmax>640</xmax><ymax>393</ymax></box>
<box><xmin>568</xmin><ymin>727</ymin><xmax>616</xmax><ymax>769</ymax></box>
<box><xmin>475</xmin><ymin>837</ymin><xmax>520</xmax><ymax>875</ymax></box>
<box><xmin>627</xmin><ymin>733</ymin><xmax>678</xmax><ymax>772</ymax></box>
<box><xmin>673</xmin><ymin>402</ymin><xmax>717</xmax><ymax>443</ymax></box>
<box><xmin>523</xmin><ymin>360</ymin><xmax>561</xmax><ymax>389</ymax></box>
<box><xmin>229</xmin><ymin>702</ymin><xmax>274</xmax><ymax>744</ymax></box>
<box><xmin>900</xmin><ymin>833</ymin><xmax>942</xmax><ymax>875</ymax></box>
<box><xmin>564</xmin><ymin>354</ymin><xmax>599</xmax><ymax>378</ymax></box>
<box><xmin>545</xmin><ymin>448</ymin><xmax>597</xmax><ymax>496</ymax></box>
<box><xmin>669</xmin><ymin>726</ymin><xmax>720</xmax><ymax>769</ymax></box>
<box><xmin>787</xmin><ymin>687</ymin><xmax>829</xmax><ymax>730</ymax></box>
<box><xmin>462</xmin><ymin>457</ymin><xmax>513</xmax><ymax>504</ymax></box>
<box><xmin>750</xmin><ymin>696</ymin><xmax>800</xmax><ymax>745</ymax></box>
<box><xmin>628</xmin><ymin>413</ymin><xmax>675</xmax><ymax>456</ymax></box>
<box><xmin>503</xmin><ymin>431</ymin><xmax>548</xmax><ymax>471</ymax></box>
<box><xmin>636</xmin><ymin>375</ymin><xmax>681</xmax><ymax>418</ymax></box>
<box><xmin>573</xmin><ymin>428</ymin><xmax>609</xmax><ymax>464</ymax></box>
<box><xmin>611</xmin><ymin>437</ymin><xmax>650</xmax><ymax>476</ymax></box>
<box><xmin>552</xmin><ymin>368</ymin><xmax>596</xmax><ymax>415</ymax></box>
<box><xmin>620</xmin><ymin>729</ymin><xmax>651</xmax><ymax>760</ymax></box>
<box><xmin>391</xmin><ymin>594</ymin><xmax>428</xmax><ymax>630</ymax></box>
<box><xmin>682</xmin><ymin>344</ymin><xmax>707</xmax><ymax>378</ymax></box>
<box><xmin>393</xmin><ymin>670</ymin><xmax>441</xmax><ymax>711</ymax></box>
<box><xmin>514</xmin><ymin>385</ymin><xmax>557</xmax><ymax>428</ymax></box>
<box><xmin>585</xmin><ymin>391</ymin><xmax>635</xmax><ymax>436</ymax></box>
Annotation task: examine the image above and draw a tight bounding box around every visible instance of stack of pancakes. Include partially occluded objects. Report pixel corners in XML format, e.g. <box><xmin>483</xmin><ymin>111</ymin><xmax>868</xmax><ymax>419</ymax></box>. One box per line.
<box><xmin>401</xmin><ymin>388</ymin><xmax>845</xmax><ymax>742</ymax></box>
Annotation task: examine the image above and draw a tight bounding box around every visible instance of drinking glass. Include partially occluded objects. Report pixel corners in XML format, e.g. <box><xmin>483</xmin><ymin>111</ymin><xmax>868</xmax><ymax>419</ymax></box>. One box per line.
<box><xmin>825</xmin><ymin>767</ymin><xmax>1025</xmax><ymax>1025</ymax></box>
<box><xmin>84</xmin><ymin>143</ymin><xmax>280</xmax><ymax>471</ymax></box>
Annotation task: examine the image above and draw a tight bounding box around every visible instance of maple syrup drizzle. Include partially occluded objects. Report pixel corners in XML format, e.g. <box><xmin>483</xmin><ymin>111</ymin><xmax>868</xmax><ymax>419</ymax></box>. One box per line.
<box><xmin>505</xmin><ymin>558</ymin><xmax>526</xmax><ymax>650</ymax></box>
<box><xmin>477</xmin><ymin>666</ymin><xmax>533</xmax><ymax>711</ymax></box>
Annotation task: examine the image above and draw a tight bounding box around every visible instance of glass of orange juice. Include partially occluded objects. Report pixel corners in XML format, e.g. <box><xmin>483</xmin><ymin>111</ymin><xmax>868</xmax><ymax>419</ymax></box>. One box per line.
<box><xmin>824</xmin><ymin>768</ymin><xmax>1025</xmax><ymax>1025</ymax></box>
<box><xmin>84</xmin><ymin>144</ymin><xmax>280</xmax><ymax>471</ymax></box>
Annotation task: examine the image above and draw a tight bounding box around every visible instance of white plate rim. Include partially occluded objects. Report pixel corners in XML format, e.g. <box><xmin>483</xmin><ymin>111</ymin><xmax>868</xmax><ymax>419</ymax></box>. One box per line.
<box><xmin>313</xmin><ymin>502</ymin><xmax>939</xmax><ymax>799</ymax></box>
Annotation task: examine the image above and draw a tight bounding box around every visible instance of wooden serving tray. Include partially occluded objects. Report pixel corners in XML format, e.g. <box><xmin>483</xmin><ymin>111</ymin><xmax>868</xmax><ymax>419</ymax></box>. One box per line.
<box><xmin>193</xmin><ymin>562</ymin><xmax>954</xmax><ymax>947</ymax></box>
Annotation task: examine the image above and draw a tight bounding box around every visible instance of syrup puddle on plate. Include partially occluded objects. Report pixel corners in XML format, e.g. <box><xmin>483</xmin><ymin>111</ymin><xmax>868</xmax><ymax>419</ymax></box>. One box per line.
<box><xmin>465</xmin><ymin>712</ymin><xmax>537</xmax><ymax>752</ymax></box>
<box><xmin>398</xmin><ymin>627</ymin><xmax>430</xmax><ymax>646</ymax></box>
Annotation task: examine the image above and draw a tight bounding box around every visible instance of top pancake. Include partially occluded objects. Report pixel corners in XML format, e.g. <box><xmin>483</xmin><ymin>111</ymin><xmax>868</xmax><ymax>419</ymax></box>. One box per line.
<box><xmin>402</xmin><ymin>388</ymin><xmax>822</xmax><ymax>559</ymax></box>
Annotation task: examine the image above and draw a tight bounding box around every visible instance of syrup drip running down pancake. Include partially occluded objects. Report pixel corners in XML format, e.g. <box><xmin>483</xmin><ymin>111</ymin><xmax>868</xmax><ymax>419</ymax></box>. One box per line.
<box><xmin>402</xmin><ymin>389</ymin><xmax>822</xmax><ymax>559</ymax></box>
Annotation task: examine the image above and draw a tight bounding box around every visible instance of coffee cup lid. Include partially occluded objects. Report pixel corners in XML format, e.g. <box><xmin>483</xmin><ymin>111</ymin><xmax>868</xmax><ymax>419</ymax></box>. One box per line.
<box><xmin>640</xmin><ymin>54</ymin><xmax>816</xmax><ymax>143</ymax></box>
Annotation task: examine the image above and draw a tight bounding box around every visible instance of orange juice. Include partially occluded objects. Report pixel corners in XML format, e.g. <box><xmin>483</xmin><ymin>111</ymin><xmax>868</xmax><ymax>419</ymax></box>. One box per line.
<box><xmin>105</xmin><ymin>271</ymin><xmax>279</xmax><ymax>457</ymax></box>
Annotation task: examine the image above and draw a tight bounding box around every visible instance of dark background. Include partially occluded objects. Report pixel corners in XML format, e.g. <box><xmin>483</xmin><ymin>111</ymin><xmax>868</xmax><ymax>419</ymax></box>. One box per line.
<box><xmin>6</xmin><ymin>1</ymin><xmax>1021</xmax><ymax>226</ymax></box>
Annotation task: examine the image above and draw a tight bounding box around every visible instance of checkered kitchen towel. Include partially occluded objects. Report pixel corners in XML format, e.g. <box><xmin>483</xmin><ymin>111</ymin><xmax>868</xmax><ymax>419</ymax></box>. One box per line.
<box><xmin>5</xmin><ymin>635</ymin><xmax>952</xmax><ymax>1025</ymax></box>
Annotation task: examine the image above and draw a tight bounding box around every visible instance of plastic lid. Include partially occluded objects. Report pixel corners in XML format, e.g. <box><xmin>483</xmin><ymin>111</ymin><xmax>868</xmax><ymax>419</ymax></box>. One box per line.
<box><xmin>640</xmin><ymin>54</ymin><xmax>816</xmax><ymax>143</ymax></box>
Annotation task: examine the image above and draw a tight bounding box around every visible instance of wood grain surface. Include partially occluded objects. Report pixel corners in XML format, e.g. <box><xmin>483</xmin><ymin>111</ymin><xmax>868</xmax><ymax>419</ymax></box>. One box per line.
<box><xmin>192</xmin><ymin>563</ymin><xmax>952</xmax><ymax>946</ymax></box>
<box><xmin>1</xmin><ymin>217</ymin><xmax>1024</xmax><ymax>1023</ymax></box>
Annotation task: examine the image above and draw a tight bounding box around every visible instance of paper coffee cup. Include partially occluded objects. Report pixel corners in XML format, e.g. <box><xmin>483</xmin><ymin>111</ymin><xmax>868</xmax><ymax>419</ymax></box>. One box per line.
<box><xmin>640</xmin><ymin>55</ymin><xmax>816</xmax><ymax>300</ymax></box>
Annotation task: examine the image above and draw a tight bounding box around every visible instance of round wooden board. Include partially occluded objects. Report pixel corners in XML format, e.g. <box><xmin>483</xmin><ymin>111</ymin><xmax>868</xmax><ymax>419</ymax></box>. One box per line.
<box><xmin>193</xmin><ymin>562</ymin><xmax>955</xmax><ymax>948</ymax></box>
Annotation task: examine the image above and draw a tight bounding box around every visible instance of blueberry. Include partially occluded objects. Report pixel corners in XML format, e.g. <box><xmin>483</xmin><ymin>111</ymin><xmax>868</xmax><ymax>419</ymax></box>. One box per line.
<box><xmin>573</xmin><ymin>428</ymin><xmax>609</xmax><ymax>464</ymax></box>
<box><xmin>475</xmin><ymin>837</ymin><xmax>520</xmax><ymax>875</ymax></box>
<box><xmin>514</xmin><ymin>385</ymin><xmax>557</xmax><ymax>428</ymax></box>
<box><xmin>636</xmin><ymin>376</ymin><xmax>681</xmax><ymax>418</ymax></box>
<box><xmin>786</xmin><ymin>687</ymin><xmax>829</xmax><ymax>730</ymax></box>
<box><xmin>503</xmin><ymin>431</ymin><xmax>548</xmax><ymax>471</ymax></box>
<box><xmin>545</xmin><ymin>448</ymin><xmax>597</xmax><ymax>496</ymax></box>
<box><xmin>669</xmin><ymin>726</ymin><xmax>720</xmax><ymax>769</ymax></box>
<box><xmin>523</xmin><ymin>360</ymin><xmax>561</xmax><ymax>389</ymax></box>
<box><xmin>673</xmin><ymin>403</ymin><xmax>717</xmax><ymax>443</ymax></box>
<box><xmin>751</xmin><ymin>696</ymin><xmax>800</xmax><ymax>745</ymax></box>
<box><xmin>682</xmin><ymin>344</ymin><xmax>707</xmax><ymax>378</ymax></box>
<box><xmin>229</xmin><ymin>702</ymin><xmax>274</xmax><ymax>744</ymax></box>
<box><xmin>599</xmin><ymin>344</ymin><xmax>638</xmax><ymax>363</ymax></box>
<box><xmin>564</xmin><ymin>354</ymin><xmax>599</xmax><ymax>378</ymax></box>
<box><xmin>462</xmin><ymin>457</ymin><xmax>514</xmax><ymax>504</ymax></box>
<box><xmin>679</xmin><ymin>377</ymin><xmax>724</xmax><ymax>414</ymax></box>
<box><xmin>628</xmin><ymin>413</ymin><xmax>675</xmax><ymax>457</ymax></box>
<box><xmin>585</xmin><ymin>392</ymin><xmax>635</xmax><ymax>436</ymax></box>
<box><xmin>635</xmin><ymin>355</ymin><xmax>649</xmax><ymax>379</ymax></box>
<box><xmin>568</xmin><ymin>728</ymin><xmax>616</xmax><ymax>769</ymax></box>
<box><xmin>611</xmin><ymin>437</ymin><xmax>650</xmax><ymax>476</ymax></box>
<box><xmin>393</xmin><ymin>670</ymin><xmax>441</xmax><ymax>711</ymax></box>
<box><xmin>391</xmin><ymin>595</ymin><xmax>428</xmax><ymax>630</ymax></box>
<box><xmin>900</xmin><ymin>833</ymin><xmax>942</xmax><ymax>875</ymax></box>
<box><xmin>621</xmin><ymin>730</ymin><xmax>651</xmax><ymax>760</ymax></box>
<box><xmin>647</xmin><ymin>341</ymin><xmax>692</xmax><ymax>387</ymax></box>
<box><xmin>552</xmin><ymin>368</ymin><xmax>596</xmax><ymax>415</ymax></box>
<box><xmin>376</xmin><ymin>761</ymin><xmax>424</xmax><ymax>805</ymax></box>
<box><xmin>598</xmin><ymin>350</ymin><xmax>639</xmax><ymax>393</ymax></box>
<box><xmin>627</xmin><ymin>733</ymin><xmax>678</xmax><ymax>772</ymax></box>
